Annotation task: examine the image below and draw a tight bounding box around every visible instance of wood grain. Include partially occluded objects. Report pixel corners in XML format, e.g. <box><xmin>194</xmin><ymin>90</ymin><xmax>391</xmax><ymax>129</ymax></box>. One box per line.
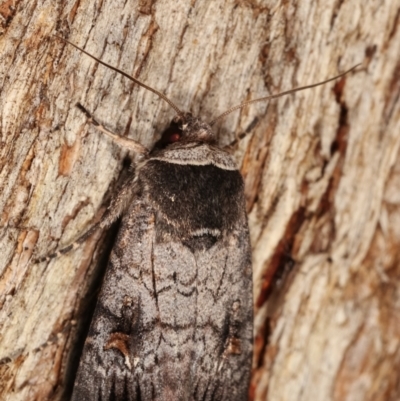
<box><xmin>0</xmin><ymin>0</ymin><xmax>399</xmax><ymax>400</ymax></box>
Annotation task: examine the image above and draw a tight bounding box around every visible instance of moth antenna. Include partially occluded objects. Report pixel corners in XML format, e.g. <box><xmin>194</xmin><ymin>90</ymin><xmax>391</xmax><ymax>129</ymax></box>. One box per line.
<box><xmin>56</xmin><ymin>36</ymin><xmax>184</xmax><ymax>118</ymax></box>
<box><xmin>209</xmin><ymin>63</ymin><xmax>361</xmax><ymax>126</ymax></box>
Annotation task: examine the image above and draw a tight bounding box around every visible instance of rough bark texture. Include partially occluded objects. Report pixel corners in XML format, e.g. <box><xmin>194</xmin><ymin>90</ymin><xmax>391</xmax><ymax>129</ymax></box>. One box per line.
<box><xmin>0</xmin><ymin>0</ymin><xmax>399</xmax><ymax>400</ymax></box>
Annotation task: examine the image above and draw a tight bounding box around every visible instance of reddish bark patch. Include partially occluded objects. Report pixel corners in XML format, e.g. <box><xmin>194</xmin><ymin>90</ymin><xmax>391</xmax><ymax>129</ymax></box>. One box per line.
<box><xmin>58</xmin><ymin>140</ymin><xmax>81</xmax><ymax>177</ymax></box>
<box><xmin>256</xmin><ymin>207</ymin><xmax>305</xmax><ymax>308</ymax></box>
<box><xmin>138</xmin><ymin>0</ymin><xmax>155</xmax><ymax>15</ymax></box>
<box><xmin>0</xmin><ymin>0</ymin><xmax>17</xmax><ymax>28</ymax></box>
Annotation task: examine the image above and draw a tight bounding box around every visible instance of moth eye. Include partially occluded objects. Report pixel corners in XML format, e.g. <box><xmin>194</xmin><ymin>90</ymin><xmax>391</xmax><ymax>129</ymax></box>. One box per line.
<box><xmin>153</xmin><ymin>121</ymin><xmax>183</xmax><ymax>150</ymax></box>
<box><xmin>168</xmin><ymin>133</ymin><xmax>181</xmax><ymax>143</ymax></box>
<box><xmin>161</xmin><ymin>130</ymin><xmax>181</xmax><ymax>145</ymax></box>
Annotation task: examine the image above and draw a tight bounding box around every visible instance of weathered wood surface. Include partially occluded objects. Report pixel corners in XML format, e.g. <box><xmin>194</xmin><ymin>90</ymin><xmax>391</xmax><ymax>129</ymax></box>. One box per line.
<box><xmin>0</xmin><ymin>0</ymin><xmax>399</xmax><ymax>400</ymax></box>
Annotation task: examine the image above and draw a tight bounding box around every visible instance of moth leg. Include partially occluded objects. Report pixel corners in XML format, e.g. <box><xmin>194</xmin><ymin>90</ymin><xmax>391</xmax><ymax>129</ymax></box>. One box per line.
<box><xmin>223</xmin><ymin>132</ymin><xmax>247</xmax><ymax>151</ymax></box>
<box><xmin>223</xmin><ymin>116</ymin><xmax>259</xmax><ymax>150</ymax></box>
<box><xmin>76</xmin><ymin>103</ymin><xmax>149</xmax><ymax>156</ymax></box>
<box><xmin>34</xmin><ymin>176</ymin><xmax>137</xmax><ymax>264</ymax></box>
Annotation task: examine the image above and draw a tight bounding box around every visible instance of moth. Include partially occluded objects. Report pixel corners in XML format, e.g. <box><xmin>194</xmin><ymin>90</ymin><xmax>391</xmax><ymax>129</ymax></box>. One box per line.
<box><xmin>49</xmin><ymin>38</ymin><xmax>358</xmax><ymax>401</ymax></box>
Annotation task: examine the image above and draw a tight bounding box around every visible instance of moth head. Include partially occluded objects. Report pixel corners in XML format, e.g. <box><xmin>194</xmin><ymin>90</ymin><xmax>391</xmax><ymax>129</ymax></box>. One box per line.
<box><xmin>153</xmin><ymin>113</ymin><xmax>215</xmax><ymax>150</ymax></box>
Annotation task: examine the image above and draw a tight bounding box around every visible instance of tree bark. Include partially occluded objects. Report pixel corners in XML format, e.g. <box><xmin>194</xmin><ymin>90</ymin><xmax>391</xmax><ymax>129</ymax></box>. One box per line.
<box><xmin>0</xmin><ymin>0</ymin><xmax>399</xmax><ymax>400</ymax></box>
